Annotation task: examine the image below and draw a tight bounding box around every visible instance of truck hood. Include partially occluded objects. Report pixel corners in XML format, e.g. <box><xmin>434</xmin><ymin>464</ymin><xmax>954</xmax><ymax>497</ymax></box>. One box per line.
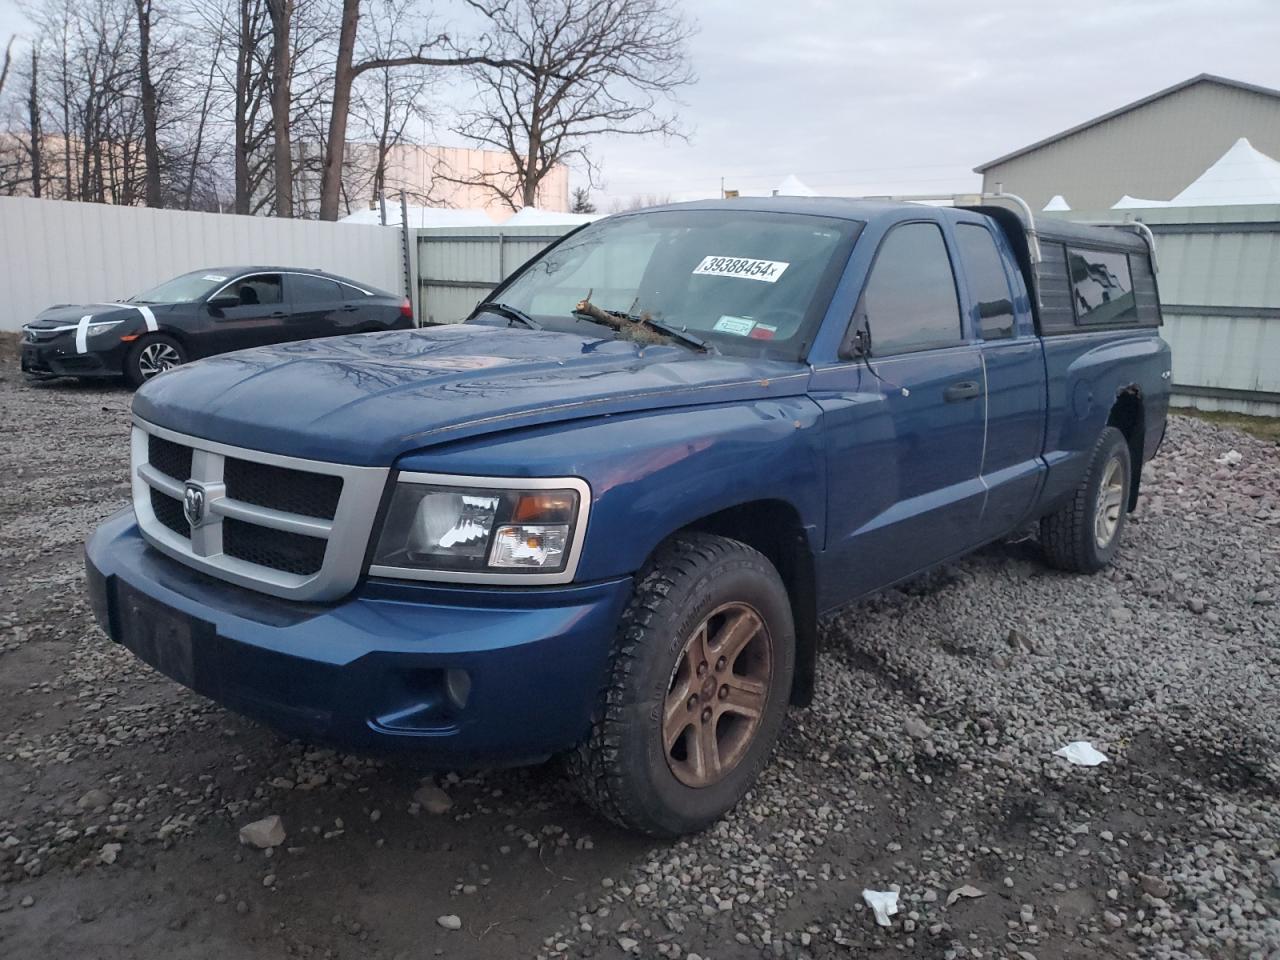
<box><xmin>133</xmin><ymin>326</ymin><xmax>810</xmax><ymax>465</ymax></box>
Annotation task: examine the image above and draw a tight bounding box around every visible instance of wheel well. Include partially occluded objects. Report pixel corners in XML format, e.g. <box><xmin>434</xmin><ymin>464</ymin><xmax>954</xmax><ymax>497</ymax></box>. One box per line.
<box><xmin>1108</xmin><ymin>388</ymin><xmax>1145</xmax><ymax>510</ymax></box>
<box><xmin>680</xmin><ymin>500</ymin><xmax>818</xmax><ymax>707</ymax></box>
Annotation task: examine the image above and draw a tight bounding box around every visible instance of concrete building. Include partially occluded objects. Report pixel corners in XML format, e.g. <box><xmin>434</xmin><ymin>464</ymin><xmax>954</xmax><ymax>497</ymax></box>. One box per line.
<box><xmin>975</xmin><ymin>74</ymin><xmax>1280</xmax><ymax>211</ymax></box>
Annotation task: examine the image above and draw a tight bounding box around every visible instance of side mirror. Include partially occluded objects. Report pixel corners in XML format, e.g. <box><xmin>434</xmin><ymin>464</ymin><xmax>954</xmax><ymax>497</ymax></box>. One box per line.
<box><xmin>207</xmin><ymin>295</ymin><xmax>238</xmax><ymax>312</ymax></box>
<box><xmin>838</xmin><ymin>315</ymin><xmax>872</xmax><ymax>361</ymax></box>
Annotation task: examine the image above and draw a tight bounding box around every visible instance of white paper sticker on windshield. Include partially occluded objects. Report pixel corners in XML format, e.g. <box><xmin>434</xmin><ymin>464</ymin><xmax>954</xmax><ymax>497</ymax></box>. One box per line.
<box><xmin>714</xmin><ymin>315</ymin><xmax>756</xmax><ymax>336</ymax></box>
<box><xmin>202</xmin><ymin>274</ymin><xmax>228</xmax><ymax>281</ymax></box>
<box><xmin>692</xmin><ymin>256</ymin><xmax>789</xmax><ymax>283</ymax></box>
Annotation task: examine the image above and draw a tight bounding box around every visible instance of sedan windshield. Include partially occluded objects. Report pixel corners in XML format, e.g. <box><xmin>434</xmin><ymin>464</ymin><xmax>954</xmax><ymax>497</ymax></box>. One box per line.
<box><xmin>487</xmin><ymin>209</ymin><xmax>862</xmax><ymax>361</ymax></box>
<box><xmin>131</xmin><ymin>270</ymin><xmax>234</xmax><ymax>304</ymax></box>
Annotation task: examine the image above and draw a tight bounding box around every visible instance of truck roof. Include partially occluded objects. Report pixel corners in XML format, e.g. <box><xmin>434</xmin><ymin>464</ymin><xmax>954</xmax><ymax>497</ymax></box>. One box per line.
<box><xmin>641</xmin><ymin>196</ymin><xmax>1150</xmax><ymax>253</ymax></box>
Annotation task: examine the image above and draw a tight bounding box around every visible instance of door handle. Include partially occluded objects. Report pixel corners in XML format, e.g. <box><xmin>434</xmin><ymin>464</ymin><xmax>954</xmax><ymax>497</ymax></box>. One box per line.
<box><xmin>342</xmin><ymin>304</ymin><xmax>358</xmax><ymax>312</ymax></box>
<box><xmin>269</xmin><ymin>311</ymin><xmax>287</xmax><ymax>318</ymax></box>
<box><xmin>943</xmin><ymin>379</ymin><xmax>981</xmax><ymax>402</ymax></box>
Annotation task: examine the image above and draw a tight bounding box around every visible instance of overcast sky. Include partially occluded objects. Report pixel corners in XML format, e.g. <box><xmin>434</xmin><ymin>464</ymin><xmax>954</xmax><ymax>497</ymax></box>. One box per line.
<box><xmin>3</xmin><ymin>0</ymin><xmax>1276</xmax><ymax>205</ymax></box>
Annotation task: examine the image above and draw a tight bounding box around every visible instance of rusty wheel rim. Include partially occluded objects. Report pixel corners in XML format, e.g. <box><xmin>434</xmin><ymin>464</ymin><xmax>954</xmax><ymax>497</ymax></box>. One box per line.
<box><xmin>663</xmin><ymin>601</ymin><xmax>772</xmax><ymax>788</ymax></box>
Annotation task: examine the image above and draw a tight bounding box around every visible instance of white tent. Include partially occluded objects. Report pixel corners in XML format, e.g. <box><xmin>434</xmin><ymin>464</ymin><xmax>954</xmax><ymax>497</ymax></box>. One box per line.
<box><xmin>1112</xmin><ymin>195</ymin><xmax>1173</xmax><ymax>209</ymax></box>
<box><xmin>339</xmin><ymin>205</ymin><xmax>496</xmax><ymax>228</ymax></box>
<box><xmin>1042</xmin><ymin>195</ymin><xmax>1071</xmax><ymax>211</ymax></box>
<box><xmin>1168</xmin><ymin>137</ymin><xmax>1280</xmax><ymax>206</ymax></box>
<box><xmin>501</xmin><ymin>207</ymin><xmax>601</xmax><ymax>227</ymax></box>
<box><xmin>773</xmin><ymin>174</ymin><xmax>817</xmax><ymax>197</ymax></box>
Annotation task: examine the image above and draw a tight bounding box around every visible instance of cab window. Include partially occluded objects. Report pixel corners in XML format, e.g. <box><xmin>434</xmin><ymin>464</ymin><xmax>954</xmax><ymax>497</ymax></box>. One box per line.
<box><xmin>859</xmin><ymin>222</ymin><xmax>962</xmax><ymax>355</ymax></box>
<box><xmin>955</xmin><ymin>224</ymin><xmax>1016</xmax><ymax>340</ymax></box>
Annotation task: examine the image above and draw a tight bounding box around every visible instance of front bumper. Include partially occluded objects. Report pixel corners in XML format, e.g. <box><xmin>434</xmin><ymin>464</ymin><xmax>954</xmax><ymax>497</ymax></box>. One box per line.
<box><xmin>85</xmin><ymin>508</ymin><xmax>632</xmax><ymax>765</ymax></box>
<box><xmin>21</xmin><ymin>335</ymin><xmax>128</xmax><ymax>378</ymax></box>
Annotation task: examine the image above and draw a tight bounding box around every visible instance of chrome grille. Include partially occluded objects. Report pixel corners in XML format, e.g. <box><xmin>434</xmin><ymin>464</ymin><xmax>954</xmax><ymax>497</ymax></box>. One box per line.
<box><xmin>131</xmin><ymin>418</ymin><xmax>390</xmax><ymax>601</ymax></box>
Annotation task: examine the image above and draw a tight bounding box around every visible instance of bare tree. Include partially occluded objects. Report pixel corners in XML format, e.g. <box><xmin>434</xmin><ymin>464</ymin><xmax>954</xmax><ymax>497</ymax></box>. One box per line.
<box><xmin>131</xmin><ymin>0</ymin><xmax>162</xmax><ymax>205</ymax></box>
<box><xmin>441</xmin><ymin>0</ymin><xmax>693</xmax><ymax>211</ymax></box>
<box><xmin>264</xmin><ymin>0</ymin><xmax>293</xmax><ymax>216</ymax></box>
<box><xmin>315</xmin><ymin>0</ymin><xmax>520</xmax><ymax>220</ymax></box>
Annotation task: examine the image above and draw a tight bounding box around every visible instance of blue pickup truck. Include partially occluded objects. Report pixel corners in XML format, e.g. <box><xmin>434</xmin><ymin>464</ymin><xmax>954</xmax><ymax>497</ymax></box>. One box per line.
<box><xmin>85</xmin><ymin>197</ymin><xmax>1170</xmax><ymax>835</ymax></box>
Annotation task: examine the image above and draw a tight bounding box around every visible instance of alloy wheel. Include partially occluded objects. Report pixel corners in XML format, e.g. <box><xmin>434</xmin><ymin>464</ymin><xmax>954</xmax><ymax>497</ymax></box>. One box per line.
<box><xmin>1094</xmin><ymin>455</ymin><xmax>1125</xmax><ymax>548</ymax></box>
<box><xmin>138</xmin><ymin>342</ymin><xmax>182</xmax><ymax>379</ymax></box>
<box><xmin>663</xmin><ymin>601</ymin><xmax>773</xmax><ymax>788</ymax></box>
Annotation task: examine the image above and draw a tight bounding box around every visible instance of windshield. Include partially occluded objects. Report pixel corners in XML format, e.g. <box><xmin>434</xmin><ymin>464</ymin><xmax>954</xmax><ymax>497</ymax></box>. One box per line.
<box><xmin>131</xmin><ymin>270</ymin><xmax>234</xmax><ymax>304</ymax></box>
<box><xmin>486</xmin><ymin>209</ymin><xmax>862</xmax><ymax>360</ymax></box>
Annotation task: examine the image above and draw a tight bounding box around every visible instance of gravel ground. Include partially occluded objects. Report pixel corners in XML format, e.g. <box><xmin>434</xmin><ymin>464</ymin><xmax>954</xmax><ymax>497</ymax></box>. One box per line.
<box><xmin>1</xmin><ymin>345</ymin><xmax>1277</xmax><ymax>960</ymax></box>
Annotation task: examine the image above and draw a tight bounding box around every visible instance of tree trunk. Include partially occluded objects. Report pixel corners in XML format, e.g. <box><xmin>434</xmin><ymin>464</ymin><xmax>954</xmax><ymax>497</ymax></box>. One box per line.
<box><xmin>318</xmin><ymin>0</ymin><xmax>359</xmax><ymax>221</ymax></box>
<box><xmin>234</xmin><ymin>0</ymin><xmax>252</xmax><ymax>214</ymax></box>
<box><xmin>134</xmin><ymin>0</ymin><xmax>162</xmax><ymax>207</ymax></box>
<box><xmin>521</xmin><ymin>129</ymin><xmax>540</xmax><ymax>208</ymax></box>
<box><xmin>266</xmin><ymin>0</ymin><xmax>294</xmax><ymax>218</ymax></box>
<box><xmin>27</xmin><ymin>50</ymin><xmax>42</xmax><ymax>198</ymax></box>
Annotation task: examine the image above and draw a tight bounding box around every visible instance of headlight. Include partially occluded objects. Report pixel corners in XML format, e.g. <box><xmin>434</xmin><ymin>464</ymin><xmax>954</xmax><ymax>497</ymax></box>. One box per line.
<box><xmin>86</xmin><ymin>320</ymin><xmax>124</xmax><ymax>337</ymax></box>
<box><xmin>369</xmin><ymin>473</ymin><xmax>590</xmax><ymax>583</ymax></box>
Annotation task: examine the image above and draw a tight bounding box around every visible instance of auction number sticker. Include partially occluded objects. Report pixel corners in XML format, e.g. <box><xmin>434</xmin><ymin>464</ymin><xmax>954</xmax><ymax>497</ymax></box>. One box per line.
<box><xmin>692</xmin><ymin>256</ymin><xmax>789</xmax><ymax>283</ymax></box>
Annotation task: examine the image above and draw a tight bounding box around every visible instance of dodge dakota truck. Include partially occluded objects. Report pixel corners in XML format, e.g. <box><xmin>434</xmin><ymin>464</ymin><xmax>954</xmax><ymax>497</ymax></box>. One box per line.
<box><xmin>85</xmin><ymin>196</ymin><xmax>1170</xmax><ymax>836</ymax></box>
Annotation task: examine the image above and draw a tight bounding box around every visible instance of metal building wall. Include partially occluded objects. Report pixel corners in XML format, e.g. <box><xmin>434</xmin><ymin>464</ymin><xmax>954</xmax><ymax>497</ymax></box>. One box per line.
<box><xmin>979</xmin><ymin>82</ymin><xmax>1280</xmax><ymax>212</ymax></box>
<box><xmin>414</xmin><ymin>225</ymin><xmax>579</xmax><ymax>325</ymax></box>
<box><xmin>1049</xmin><ymin>204</ymin><xmax>1280</xmax><ymax>416</ymax></box>
<box><xmin>0</xmin><ymin>197</ymin><xmax>406</xmax><ymax>333</ymax></box>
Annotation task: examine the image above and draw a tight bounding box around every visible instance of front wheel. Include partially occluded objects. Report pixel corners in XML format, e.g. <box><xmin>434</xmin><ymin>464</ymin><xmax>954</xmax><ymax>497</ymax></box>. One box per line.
<box><xmin>568</xmin><ymin>533</ymin><xmax>795</xmax><ymax>836</ymax></box>
<box><xmin>124</xmin><ymin>334</ymin><xmax>186</xmax><ymax>388</ymax></box>
<box><xmin>1040</xmin><ymin>426</ymin><xmax>1132</xmax><ymax>573</ymax></box>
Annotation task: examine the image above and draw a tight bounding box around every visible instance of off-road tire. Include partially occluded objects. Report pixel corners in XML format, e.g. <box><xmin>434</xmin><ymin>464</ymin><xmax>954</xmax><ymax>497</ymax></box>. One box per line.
<box><xmin>124</xmin><ymin>333</ymin><xmax>186</xmax><ymax>388</ymax></box>
<box><xmin>1040</xmin><ymin>426</ymin><xmax>1132</xmax><ymax>573</ymax></box>
<box><xmin>567</xmin><ymin>532</ymin><xmax>795</xmax><ymax>837</ymax></box>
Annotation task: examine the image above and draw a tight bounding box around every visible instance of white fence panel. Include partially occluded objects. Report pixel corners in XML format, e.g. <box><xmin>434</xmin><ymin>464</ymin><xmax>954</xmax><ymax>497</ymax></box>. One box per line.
<box><xmin>414</xmin><ymin>225</ymin><xmax>578</xmax><ymax>325</ymax></box>
<box><xmin>0</xmin><ymin>197</ymin><xmax>405</xmax><ymax>332</ymax></box>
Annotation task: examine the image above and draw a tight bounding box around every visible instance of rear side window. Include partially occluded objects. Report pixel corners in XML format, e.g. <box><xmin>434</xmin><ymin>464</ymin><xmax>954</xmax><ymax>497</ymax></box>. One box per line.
<box><xmin>1068</xmin><ymin>247</ymin><xmax>1136</xmax><ymax>325</ymax></box>
<box><xmin>292</xmin><ymin>274</ymin><xmax>343</xmax><ymax>304</ymax></box>
<box><xmin>341</xmin><ymin>283</ymin><xmax>370</xmax><ymax>300</ymax></box>
<box><xmin>955</xmin><ymin>225</ymin><xmax>1015</xmax><ymax>340</ymax></box>
<box><xmin>860</xmin><ymin>222</ymin><xmax>962</xmax><ymax>355</ymax></box>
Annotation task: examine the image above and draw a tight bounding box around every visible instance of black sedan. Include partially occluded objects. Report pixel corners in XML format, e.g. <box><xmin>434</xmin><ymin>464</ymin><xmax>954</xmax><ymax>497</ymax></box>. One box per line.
<box><xmin>20</xmin><ymin>267</ymin><xmax>414</xmax><ymax>387</ymax></box>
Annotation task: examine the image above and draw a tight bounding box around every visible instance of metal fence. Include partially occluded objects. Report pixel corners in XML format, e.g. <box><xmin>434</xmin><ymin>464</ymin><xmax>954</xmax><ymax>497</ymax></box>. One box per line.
<box><xmin>414</xmin><ymin>224</ymin><xmax>579</xmax><ymax>325</ymax></box>
<box><xmin>0</xmin><ymin>197</ymin><xmax>406</xmax><ymax>333</ymax></box>
<box><xmin>1050</xmin><ymin>204</ymin><xmax>1280</xmax><ymax>416</ymax></box>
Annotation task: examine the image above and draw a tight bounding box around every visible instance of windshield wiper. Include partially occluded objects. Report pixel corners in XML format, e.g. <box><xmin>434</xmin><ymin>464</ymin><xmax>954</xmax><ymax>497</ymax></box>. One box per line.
<box><xmin>477</xmin><ymin>301</ymin><xmax>541</xmax><ymax>330</ymax></box>
<box><xmin>572</xmin><ymin>295</ymin><xmax>716</xmax><ymax>354</ymax></box>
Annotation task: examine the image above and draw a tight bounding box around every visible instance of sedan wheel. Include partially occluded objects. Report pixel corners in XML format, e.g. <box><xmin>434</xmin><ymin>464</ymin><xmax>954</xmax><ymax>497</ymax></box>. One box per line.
<box><xmin>138</xmin><ymin>342</ymin><xmax>182</xmax><ymax>378</ymax></box>
<box><xmin>125</xmin><ymin>334</ymin><xmax>187</xmax><ymax>388</ymax></box>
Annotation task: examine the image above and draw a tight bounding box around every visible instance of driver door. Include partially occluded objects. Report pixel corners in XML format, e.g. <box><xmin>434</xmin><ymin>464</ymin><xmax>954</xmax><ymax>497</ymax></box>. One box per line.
<box><xmin>206</xmin><ymin>273</ymin><xmax>286</xmax><ymax>354</ymax></box>
<box><xmin>811</xmin><ymin>220</ymin><xmax>987</xmax><ymax>608</ymax></box>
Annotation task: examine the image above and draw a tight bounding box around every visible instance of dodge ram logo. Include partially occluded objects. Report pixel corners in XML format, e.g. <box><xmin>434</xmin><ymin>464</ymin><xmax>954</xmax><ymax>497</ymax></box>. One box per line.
<box><xmin>183</xmin><ymin>482</ymin><xmax>208</xmax><ymax>528</ymax></box>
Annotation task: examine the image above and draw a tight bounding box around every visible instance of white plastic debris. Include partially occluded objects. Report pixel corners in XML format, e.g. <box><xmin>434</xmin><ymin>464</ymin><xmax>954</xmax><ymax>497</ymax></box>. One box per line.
<box><xmin>1214</xmin><ymin>450</ymin><xmax>1243</xmax><ymax>466</ymax></box>
<box><xmin>1054</xmin><ymin>741</ymin><xmax>1109</xmax><ymax>766</ymax></box>
<box><xmin>946</xmin><ymin>883</ymin><xmax>986</xmax><ymax>907</ymax></box>
<box><xmin>861</xmin><ymin>888</ymin><xmax>899</xmax><ymax>926</ymax></box>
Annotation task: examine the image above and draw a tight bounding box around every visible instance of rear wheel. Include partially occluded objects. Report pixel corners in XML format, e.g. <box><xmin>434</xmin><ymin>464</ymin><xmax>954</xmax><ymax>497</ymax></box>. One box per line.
<box><xmin>124</xmin><ymin>334</ymin><xmax>186</xmax><ymax>388</ymax></box>
<box><xmin>1040</xmin><ymin>426</ymin><xmax>1132</xmax><ymax>572</ymax></box>
<box><xmin>568</xmin><ymin>533</ymin><xmax>795</xmax><ymax>836</ymax></box>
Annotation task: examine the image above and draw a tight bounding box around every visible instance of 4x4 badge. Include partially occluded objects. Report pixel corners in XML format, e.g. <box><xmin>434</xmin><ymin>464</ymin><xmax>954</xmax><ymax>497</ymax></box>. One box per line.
<box><xmin>183</xmin><ymin>482</ymin><xmax>207</xmax><ymax>528</ymax></box>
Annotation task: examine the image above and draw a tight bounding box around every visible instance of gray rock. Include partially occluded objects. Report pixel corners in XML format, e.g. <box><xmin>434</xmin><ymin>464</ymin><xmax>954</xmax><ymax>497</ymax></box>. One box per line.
<box><xmin>414</xmin><ymin>784</ymin><xmax>454</xmax><ymax>815</ymax></box>
<box><xmin>436</xmin><ymin>914</ymin><xmax>462</xmax><ymax>930</ymax></box>
<box><xmin>238</xmin><ymin>815</ymin><xmax>286</xmax><ymax>849</ymax></box>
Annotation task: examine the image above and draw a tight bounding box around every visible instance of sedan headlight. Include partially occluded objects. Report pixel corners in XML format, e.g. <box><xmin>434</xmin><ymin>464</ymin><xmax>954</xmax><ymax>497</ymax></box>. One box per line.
<box><xmin>86</xmin><ymin>319</ymin><xmax>125</xmax><ymax>337</ymax></box>
<box><xmin>369</xmin><ymin>473</ymin><xmax>590</xmax><ymax>583</ymax></box>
